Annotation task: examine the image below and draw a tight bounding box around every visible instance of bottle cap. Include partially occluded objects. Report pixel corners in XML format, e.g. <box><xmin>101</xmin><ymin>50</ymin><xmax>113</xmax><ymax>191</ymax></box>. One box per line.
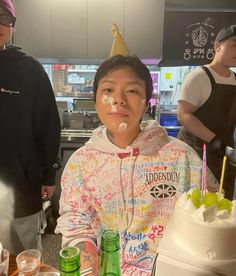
<box><xmin>59</xmin><ymin>247</ymin><xmax>80</xmax><ymax>272</ymax></box>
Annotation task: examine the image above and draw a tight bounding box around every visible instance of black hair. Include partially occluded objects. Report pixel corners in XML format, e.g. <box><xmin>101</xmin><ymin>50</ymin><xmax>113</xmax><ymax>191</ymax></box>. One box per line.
<box><xmin>93</xmin><ymin>55</ymin><xmax>153</xmax><ymax>102</ymax></box>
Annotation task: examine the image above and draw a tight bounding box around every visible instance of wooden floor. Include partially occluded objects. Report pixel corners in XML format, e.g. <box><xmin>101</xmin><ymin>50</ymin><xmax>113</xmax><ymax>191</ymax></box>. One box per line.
<box><xmin>42</xmin><ymin>233</ymin><xmax>62</xmax><ymax>269</ymax></box>
<box><xmin>42</xmin><ymin>213</ymin><xmax>62</xmax><ymax>269</ymax></box>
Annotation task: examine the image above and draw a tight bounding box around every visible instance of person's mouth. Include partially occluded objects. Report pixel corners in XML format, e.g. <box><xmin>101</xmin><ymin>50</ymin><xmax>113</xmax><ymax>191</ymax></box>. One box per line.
<box><xmin>109</xmin><ymin>112</ymin><xmax>128</xmax><ymax>117</ymax></box>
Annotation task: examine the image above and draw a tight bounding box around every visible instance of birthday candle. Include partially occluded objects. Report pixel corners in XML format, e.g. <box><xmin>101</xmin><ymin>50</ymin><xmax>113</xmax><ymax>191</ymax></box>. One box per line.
<box><xmin>219</xmin><ymin>155</ymin><xmax>227</xmax><ymax>198</ymax></box>
<box><xmin>201</xmin><ymin>143</ymin><xmax>207</xmax><ymax>195</ymax></box>
<box><xmin>203</xmin><ymin>143</ymin><xmax>207</xmax><ymax>194</ymax></box>
<box><xmin>201</xmin><ymin>157</ymin><xmax>204</xmax><ymax>195</ymax></box>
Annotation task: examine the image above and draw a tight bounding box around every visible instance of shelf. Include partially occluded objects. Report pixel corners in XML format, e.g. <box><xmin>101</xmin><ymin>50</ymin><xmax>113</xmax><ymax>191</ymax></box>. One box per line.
<box><xmin>55</xmin><ymin>92</ymin><xmax>94</xmax><ymax>98</ymax></box>
<box><xmin>68</xmin><ymin>69</ymin><xmax>97</xmax><ymax>73</ymax></box>
<box><xmin>61</xmin><ymin>129</ymin><xmax>93</xmax><ymax>139</ymax></box>
<box><xmin>160</xmin><ymin>110</ymin><xmax>177</xmax><ymax>114</ymax></box>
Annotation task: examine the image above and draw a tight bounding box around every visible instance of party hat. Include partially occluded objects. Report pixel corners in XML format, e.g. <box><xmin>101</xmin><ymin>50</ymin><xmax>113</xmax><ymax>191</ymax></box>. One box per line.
<box><xmin>109</xmin><ymin>23</ymin><xmax>129</xmax><ymax>57</ymax></box>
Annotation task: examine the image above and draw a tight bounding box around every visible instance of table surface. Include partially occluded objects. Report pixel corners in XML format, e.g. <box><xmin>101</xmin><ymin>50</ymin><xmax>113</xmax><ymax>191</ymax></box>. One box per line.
<box><xmin>8</xmin><ymin>255</ymin><xmax>58</xmax><ymax>276</ymax></box>
<box><xmin>8</xmin><ymin>254</ymin><xmax>93</xmax><ymax>276</ymax></box>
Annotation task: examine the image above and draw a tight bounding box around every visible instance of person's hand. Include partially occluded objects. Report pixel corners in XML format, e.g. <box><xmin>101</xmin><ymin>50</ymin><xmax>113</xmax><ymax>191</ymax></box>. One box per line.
<box><xmin>208</xmin><ymin>136</ymin><xmax>226</xmax><ymax>156</ymax></box>
<box><xmin>41</xmin><ymin>185</ymin><xmax>55</xmax><ymax>200</ymax></box>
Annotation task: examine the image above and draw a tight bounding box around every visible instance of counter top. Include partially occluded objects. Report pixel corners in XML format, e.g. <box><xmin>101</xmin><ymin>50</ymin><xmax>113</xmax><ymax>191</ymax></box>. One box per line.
<box><xmin>61</xmin><ymin>129</ymin><xmax>93</xmax><ymax>137</ymax></box>
<box><xmin>8</xmin><ymin>254</ymin><xmax>57</xmax><ymax>276</ymax></box>
<box><xmin>160</xmin><ymin>109</ymin><xmax>177</xmax><ymax>114</ymax></box>
<box><xmin>61</xmin><ymin>129</ymin><xmax>93</xmax><ymax>143</ymax></box>
<box><xmin>55</xmin><ymin>92</ymin><xmax>94</xmax><ymax>98</ymax></box>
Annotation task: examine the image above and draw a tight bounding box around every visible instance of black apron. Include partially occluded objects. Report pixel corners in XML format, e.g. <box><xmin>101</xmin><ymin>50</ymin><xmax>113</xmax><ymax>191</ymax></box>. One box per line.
<box><xmin>178</xmin><ymin>66</ymin><xmax>236</xmax><ymax>199</ymax></box>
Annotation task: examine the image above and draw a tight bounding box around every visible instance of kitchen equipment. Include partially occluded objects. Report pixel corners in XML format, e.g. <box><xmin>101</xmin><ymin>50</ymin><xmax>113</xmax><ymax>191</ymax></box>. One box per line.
<box><xmin>225</xmin><ymin>146</ymin><xmax>236</xmax><ymax>167</ymax></box>
<box><xmin>159</xmin><ymin>111</ymin><xmax>181</xmax><ymax>137</ymax></box>
<box><xmin>62</xmin><ymin>111</ymin><xmax>84</xmax><ymax>129</ymax></box>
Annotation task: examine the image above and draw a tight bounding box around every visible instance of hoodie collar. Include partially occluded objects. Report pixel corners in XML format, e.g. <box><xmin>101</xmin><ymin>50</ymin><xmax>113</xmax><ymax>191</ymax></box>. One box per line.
<box><xmin>85</xmin><ymin>120</ymin><xmax>169</xmax><ymax>156</ymax></box>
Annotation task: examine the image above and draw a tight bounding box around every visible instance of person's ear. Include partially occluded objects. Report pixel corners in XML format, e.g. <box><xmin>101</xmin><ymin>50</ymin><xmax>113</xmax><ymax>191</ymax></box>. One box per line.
<box><xmin>214</xmin><ymin>41</ymin><xmax>221</xmax><ymax>52</ymax></box>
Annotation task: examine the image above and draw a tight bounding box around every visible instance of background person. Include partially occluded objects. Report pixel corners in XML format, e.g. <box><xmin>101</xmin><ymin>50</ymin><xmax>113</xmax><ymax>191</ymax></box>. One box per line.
<box><xmin>177</xmin><ymin>25</ymin><xmax>236</xmax><ymax>200</ymax></box>
<box><xmin>0</xmin><ymin>0</ymin><xmax>61</xmax><ymax>254</ymax></box>
<box><xmin>56</xmin><ymin>55</ymin><xmax>218</xmax><ymax>275</ymax></box>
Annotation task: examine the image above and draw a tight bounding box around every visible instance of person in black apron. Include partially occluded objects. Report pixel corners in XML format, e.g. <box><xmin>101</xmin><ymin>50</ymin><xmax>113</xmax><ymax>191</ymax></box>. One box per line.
<box><xmin>177</xmin><ymin>25</ymin><xmax>236</xmax><ymax>200</ymax></box>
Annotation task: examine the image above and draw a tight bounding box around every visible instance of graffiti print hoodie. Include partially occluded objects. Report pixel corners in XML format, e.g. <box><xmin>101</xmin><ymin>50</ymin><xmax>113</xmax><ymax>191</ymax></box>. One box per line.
<box><xmin>56</xmin><ymin>120</ymin><xmax>217</xmax><ymax>275</ymax></box>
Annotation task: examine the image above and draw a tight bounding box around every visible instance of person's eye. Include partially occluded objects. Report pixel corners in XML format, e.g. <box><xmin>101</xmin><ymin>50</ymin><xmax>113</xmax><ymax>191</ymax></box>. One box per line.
<box><xmin>127</xmin><ymin>89</ymin><xmax>138</xmax><ymax>94</ymax></box>
<box><xmin>102</xmin><ymin>88</ymin><xmax>112</xmax><ymax>93</ymax></box>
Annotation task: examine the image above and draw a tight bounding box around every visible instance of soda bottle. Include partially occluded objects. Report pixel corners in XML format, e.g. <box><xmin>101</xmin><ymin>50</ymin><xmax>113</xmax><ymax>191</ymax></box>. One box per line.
<box><xmin>100</xmin><ymin>230</ymin><xmax>121</xmax><ymax>276</ymax></box>
<box><xmin>59</xmin><ymin>247</ymin><xmax>80</xmax><ymax>276</ymax></box>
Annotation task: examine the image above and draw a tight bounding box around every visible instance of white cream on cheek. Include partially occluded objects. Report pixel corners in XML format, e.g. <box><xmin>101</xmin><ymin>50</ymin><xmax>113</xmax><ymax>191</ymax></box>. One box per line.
<box><xmin>141</xmin><ymin>98</ymin><xmax>146</xmax><ymax>106</ymax></box>
<box><xmin>101</xmin><ymin>94</ymin><xmax>111</xmax><ymax>105</ymax></box>
<box><xmin>141</xmin><ymin>98</ymin><xmax>147</xmax><ymax>114</ymax></box>
<box><xmin>101</xmin><ymin>95</ymin><xmax>117</xmax><ymax>112</ymax></box>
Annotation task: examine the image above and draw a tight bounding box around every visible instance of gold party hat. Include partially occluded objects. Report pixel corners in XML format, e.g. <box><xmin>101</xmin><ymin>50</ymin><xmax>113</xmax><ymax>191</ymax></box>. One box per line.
<box><xmin>109</xmin><ymin>23</ymin><xmax>129</xmax><ymax>57</ymax></box>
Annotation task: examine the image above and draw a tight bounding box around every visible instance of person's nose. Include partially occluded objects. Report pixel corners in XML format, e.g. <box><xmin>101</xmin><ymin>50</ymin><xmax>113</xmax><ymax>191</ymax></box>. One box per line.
<box><xmin>113</xmin><ymin>90</ymin><xmax>126</xmax><ymax>106</ymax></box>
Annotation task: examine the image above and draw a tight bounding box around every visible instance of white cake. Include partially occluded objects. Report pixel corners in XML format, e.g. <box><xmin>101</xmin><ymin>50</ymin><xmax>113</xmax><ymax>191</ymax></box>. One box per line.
<box><xmin>168</xmin><ymin>192</ymin><xmax>236</xmax><ymax>260</ymax></box>
<box><xmin>156</xmin><ymin>189</ymin><xmax>236</xmax><ymax>276</ymax></box>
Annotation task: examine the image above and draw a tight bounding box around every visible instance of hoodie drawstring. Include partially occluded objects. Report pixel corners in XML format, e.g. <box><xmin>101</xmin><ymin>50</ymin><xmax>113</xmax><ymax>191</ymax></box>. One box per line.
<box><xmin>115</xmin><ymin>149</ymin><xmax>139</xmax><ymax>262</ymax></box>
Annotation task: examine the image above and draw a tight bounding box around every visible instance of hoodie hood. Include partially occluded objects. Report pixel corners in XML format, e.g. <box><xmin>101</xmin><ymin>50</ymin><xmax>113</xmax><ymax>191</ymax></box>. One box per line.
<box><xmin>0</xmin><ymin>46</ymin><xmax>26</xmax><ymax>62</ymax></box>
<box><xmin>85</xmin><ymin>120</ymin><xmax>169</xmax><ymax>156</ymax></box>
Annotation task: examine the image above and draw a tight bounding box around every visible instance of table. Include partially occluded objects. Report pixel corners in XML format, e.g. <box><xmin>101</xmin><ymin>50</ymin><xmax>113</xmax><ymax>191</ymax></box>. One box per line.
<box><xmin>8</xmin><ymin>255</ymin><xmax>58</xmax><ymax>276</ymax></box>
<box><xmin>8</xmin><ymin>255</ymin><xmax>17</xmax><ymax>275</ymax></box>
<box><xmin>8</xmin><ymin>254</ymin><xmax>93</xmax><ymax>276</ymax></box>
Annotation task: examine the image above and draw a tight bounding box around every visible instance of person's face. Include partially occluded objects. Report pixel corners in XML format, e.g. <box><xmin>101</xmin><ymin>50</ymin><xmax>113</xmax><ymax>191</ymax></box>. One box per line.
<box><xmin>95</xmin><ymin>67</ymin><xmax>148</xmax><ymax>135</ymax></box>
<box><xmin>215</xmin><ymin>37</ymin><xmax>236</xmax><ymax>67</ymax></box>
<box><xmin>0</xmin><ymin>7</ymin><xmax>13</xmax><ymax>50</ymax></box>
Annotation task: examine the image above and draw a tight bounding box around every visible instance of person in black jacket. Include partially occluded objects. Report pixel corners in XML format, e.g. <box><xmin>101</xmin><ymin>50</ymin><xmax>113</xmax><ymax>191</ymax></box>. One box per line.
<box><xmin>0</xmin><ymin>0</ymin><xmax>61</xmax><ymax>254</ymax></box>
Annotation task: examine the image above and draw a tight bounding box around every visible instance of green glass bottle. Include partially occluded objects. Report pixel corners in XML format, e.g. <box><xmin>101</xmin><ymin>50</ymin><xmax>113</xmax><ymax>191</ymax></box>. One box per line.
<box><xmin>100</xmin><ymin>230</ymin><xmax>121</xmax><ymax>276</ymax></box>
<box><xmin>59</xmin><ymin>247</ymin><xmax>80</xmax><ymax>276</ymax></box>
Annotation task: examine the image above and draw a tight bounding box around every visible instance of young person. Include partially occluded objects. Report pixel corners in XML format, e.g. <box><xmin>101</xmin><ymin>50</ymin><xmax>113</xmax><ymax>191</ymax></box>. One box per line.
<box><xmin>56</xmin><ymin>55</ymin><xmax>217</xmax><ymax>275</ymax></box>
<box><xmin>177</xmin><ymin>25</ymin><xmax>236</xmax><ymax>200</ymax></box>
<box><xmin>0</xmin><ymin>0</ymin><xmax>61</xmax><ymax>254</ymax></box>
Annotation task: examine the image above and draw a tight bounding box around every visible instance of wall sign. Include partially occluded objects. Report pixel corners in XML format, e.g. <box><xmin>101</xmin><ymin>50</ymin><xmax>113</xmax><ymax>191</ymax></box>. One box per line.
<box><xmin>159</xmin><ymin>11</ymin><xmax>236</xmax><ymax>66</ymax></box>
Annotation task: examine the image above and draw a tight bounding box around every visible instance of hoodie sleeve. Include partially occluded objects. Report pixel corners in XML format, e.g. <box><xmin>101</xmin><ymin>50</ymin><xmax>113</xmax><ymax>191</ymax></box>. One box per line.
<box><xmin>32</xmin><ymin>60</ymin><xmax>61</xmax><ymax>185</ymax></box>
<box><xmin>55</xmin><ymin>150</ymin><xmax>98</xmax><ymax>247</ymax></box>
